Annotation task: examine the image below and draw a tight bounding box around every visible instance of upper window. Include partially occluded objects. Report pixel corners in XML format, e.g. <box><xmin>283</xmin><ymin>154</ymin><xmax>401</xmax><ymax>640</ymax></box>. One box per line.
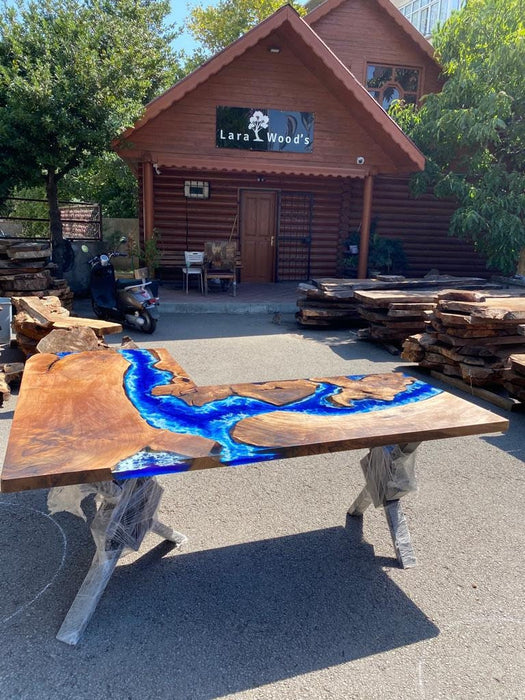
<box><xmin>366</xmin><ymin>64</ymin><xmax>420</xmax><ymax>111</ymax></box>
<box><xmin>399</xmin><ymin>0</ymin><xmax>463</xmax><ymax>38</ymax></box>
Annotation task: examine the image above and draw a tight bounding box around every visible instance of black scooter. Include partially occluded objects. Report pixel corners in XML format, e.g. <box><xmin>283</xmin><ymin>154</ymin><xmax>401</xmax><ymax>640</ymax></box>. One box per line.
<box><xmin>87</xmin><ymin>247</ymin><xmax>159</xmax><ymax>334</ymax></box>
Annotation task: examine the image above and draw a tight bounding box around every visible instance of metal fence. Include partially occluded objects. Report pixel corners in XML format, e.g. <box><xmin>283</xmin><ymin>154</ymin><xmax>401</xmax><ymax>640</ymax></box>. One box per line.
<box><xmin>277</xmin><ymin>191</ymin><xmax>313</xmax><ymax>281</ymax></box>
<box><xmin>0</xmin><ymin>197</ymin><xmax>101</xmax><ymax>240</ymax></box>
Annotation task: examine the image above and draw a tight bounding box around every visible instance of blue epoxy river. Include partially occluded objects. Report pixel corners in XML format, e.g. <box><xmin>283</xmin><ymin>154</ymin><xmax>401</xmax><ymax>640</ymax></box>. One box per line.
<box><xmin>113</xmin><ymin>349</ymin><xmax>441</xmax><ymax>478</ymax></box>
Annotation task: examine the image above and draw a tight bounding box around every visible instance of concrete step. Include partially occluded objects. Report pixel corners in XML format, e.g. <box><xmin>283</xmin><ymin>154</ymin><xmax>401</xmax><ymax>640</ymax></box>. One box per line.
<box><xmin>160</xmin><ymin>299</ymin><xmax>297</xmax><ymax>314</ymax></box>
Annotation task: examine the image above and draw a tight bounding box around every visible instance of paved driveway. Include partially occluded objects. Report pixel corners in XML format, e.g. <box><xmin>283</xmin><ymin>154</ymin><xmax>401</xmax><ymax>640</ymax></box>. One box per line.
<box><xmin>0</xmin><ymin>313</ymin><xmax>523</xmax><ymax>699</ymax></box>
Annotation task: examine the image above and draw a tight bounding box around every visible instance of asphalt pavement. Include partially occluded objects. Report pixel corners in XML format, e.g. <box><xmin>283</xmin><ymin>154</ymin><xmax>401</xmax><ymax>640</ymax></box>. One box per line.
<box><xmin>0</xmin><ymin>312</ymin><xmax>523</xmax><ymax>699</ymax></box>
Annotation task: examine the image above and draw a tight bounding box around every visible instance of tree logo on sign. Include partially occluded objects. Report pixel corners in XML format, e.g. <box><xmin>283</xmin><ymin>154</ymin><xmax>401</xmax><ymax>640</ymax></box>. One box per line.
<box><xmin>248</xmin><ymin>110</ymin><xmax>269</xmax><ymax>142</ymax></box>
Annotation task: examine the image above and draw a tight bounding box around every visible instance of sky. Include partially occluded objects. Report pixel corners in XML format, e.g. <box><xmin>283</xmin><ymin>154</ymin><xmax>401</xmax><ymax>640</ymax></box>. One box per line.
<box><xmin>168</xmin><ymin>1</ymin><xmax>309</xmax><ymax>54</ymax></box>
<box><xmin>168</xmin><ymin>0</ymin><xmax>223</xmax><ymax>53</ymax></box>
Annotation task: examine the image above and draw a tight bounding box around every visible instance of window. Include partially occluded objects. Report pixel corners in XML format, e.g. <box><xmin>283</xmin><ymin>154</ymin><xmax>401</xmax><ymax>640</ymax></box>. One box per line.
<box><xmin>366</xmin><ymin>64</ymin><xmax>420</xmax><ymax>110</ymax></box>
<box><xmin>399</xmin><ymin>0</ymin><xmax>464</xmax><ymax>37</ymax></box>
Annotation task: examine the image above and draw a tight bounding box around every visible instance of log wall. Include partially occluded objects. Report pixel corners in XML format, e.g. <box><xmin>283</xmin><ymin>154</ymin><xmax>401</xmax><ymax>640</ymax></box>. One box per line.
<box><xmin>348</xmin><ymin>176</ymin><xmax>490</xmax><ymax>278</ymax></box>
<box><xmin>148</xmin><ymin>171</ymin><xmax>489</xmax><ymax>281</ymax></box>
<box><xmin>152</xmin><ymin>169</ymin><xmax>349</xmax><ymax>280</ymax></box>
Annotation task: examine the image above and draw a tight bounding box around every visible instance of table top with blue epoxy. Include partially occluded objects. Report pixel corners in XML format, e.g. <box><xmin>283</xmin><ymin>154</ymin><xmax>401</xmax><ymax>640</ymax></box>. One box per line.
<box><xmin>1</xmin><ymin>348</ymin><xmax>508</xmax><ymax>492</ymax></box>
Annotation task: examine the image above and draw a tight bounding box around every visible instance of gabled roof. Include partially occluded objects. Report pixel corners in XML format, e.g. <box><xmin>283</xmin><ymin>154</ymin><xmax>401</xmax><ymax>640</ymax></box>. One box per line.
<box><xmin>117</xmin><ymin>4</ymin><xmax>424</xmax><ymax>173</ymax></box>
<box><xmin>305</xmin><ymin>0</ymin><xmax>438</xmax><ymax>65</ymax></box>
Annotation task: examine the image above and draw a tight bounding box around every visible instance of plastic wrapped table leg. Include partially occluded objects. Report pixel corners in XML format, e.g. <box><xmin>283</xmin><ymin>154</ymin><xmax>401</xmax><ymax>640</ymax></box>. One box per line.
<box><xmin>53</xmin><ymin>477</ymin><xmax>186</xmax><ymax>645</ymax></box>
<box><xmin>347</xmin><ymin>486</ymin><xmax>373</xmax><ymax>516</ymax></box>
<box><xmin>360</xmin><ymin>442</ymin><xmax>420</xmax><ymax>508</ymax></box>
<box><xmin>384</xmin><ymin>499</ymin><xmax>416</xmax><ymax>568</ymax></box>
<box><xmin>348</xmin><ymin>443</ymin><xmax>420</xmax><ymax>568</ymax></box>
<box><xmin>56</xmin><ymin>541</ymin><xmax>124</xmax><ymax>645</ymax></box>
<box><xmin>150</xmin><ymin>518</ymin><xmax>188</xmax><ymax>546</ymax></box>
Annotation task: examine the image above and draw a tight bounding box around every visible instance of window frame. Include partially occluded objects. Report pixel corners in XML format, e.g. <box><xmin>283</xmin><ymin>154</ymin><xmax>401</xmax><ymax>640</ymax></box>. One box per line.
<box><xmin>365</xmin><ymin>62</ymin><xmax>423</xmax><ymax>111</ymax></box>
<box><xmin>399</xmin><ymin>0</ymin><xmax>464</xmax><ymax>37</ymax></box>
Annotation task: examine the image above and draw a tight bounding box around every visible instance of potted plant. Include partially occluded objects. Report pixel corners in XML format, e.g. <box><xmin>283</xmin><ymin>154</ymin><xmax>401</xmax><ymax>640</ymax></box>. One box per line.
<box><xmin>124</xmin><ymin>234</ymin><xmax>141</xmax><ymax>273</ymax></box>
<box><xmin>367</xmin><ymin>234</ymin><xmax>407</xmax><ymax>276</ymax></box>
<box><xmin>341</xmin><ymin>230</ymin><xmax>407</xmax><ymax>277</ymax></box>
<box><xmin>341</xmin><ymin>231</ymin><xmax>361</xmax><ymax>276</ymax></box>
<box><xmin>142</xmin><ymin>231</ymin><xmax>161</xmax><ymax>280</ymax></box>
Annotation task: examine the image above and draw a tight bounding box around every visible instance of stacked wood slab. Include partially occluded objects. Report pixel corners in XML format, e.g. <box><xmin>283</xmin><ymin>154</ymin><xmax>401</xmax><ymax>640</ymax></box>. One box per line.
<box><xmin>402</xmin><ymin>291</ymin><xmax>525</xmax><ymax>395</ymax></box>
<box><xmin>354</xmin><ymin>278</ymin><xmax>499</xmax><ymax>346</ymax></box>
<box><xmin>296</xmin><ymin>279</ymin><xmax>362</xmax><ymax>327</ymax></box>
<box><xmin>296</xmin><ymin>275</ymin><xmax>489</xmax><ymax>333</ymax></box>
<box><xmin>355</xmin><ymin>288</ymin><xmax>441</xmax><ymax>344</ymax></box>
<box><xmin>0</xmin><ymin>238</ymin><xmax>74</xmax><ymax>310</ymax></box>
<box><xmin>503</xmin><ymin>354</ymin><xmax>525</xmax><ymax>402</ymax></box>
<box><xmin>11</xmin><ymin>295</ymin><xmax>122</xmax><ymax>357</ymax></box>
<box><xmin>0</xmin><ymin>362</ymin><xmax>24</xmax><ymax>406</ymax></box>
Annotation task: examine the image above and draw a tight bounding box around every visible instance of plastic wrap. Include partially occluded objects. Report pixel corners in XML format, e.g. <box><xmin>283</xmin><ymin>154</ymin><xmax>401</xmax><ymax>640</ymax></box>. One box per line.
<box><xmin>47</xmin><ymin>483</ymin><xmax>100</xmax><ymax>521</ymax></box>
<box><xmin>52</xmin><ymin>477</ymin><xmax>186</xmax><ymax>645</ymax></box>
<box><xmin>360</xmin><ymin>442</ymin><xmax>419</xmax><ymax>507</ymax></box>
<box><xmin>384</xmin><ymin>499</ymin><xmax>417</xmax><ymax>568</ymax></box>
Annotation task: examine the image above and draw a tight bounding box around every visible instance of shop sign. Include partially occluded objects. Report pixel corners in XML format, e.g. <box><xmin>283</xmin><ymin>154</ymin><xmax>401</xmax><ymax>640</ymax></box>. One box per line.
<box><xmin>216</xmin><ymin>106</ymin><xmax>314</xmax><ymax>153</ymax></box>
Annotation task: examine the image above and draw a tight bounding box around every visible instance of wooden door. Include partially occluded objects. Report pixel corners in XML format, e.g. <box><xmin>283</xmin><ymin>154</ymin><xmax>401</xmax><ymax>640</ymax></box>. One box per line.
<box><xmin>240</xmin><ymin>190</ymin><xmax>277</xmax><ymax>283</ymax></box>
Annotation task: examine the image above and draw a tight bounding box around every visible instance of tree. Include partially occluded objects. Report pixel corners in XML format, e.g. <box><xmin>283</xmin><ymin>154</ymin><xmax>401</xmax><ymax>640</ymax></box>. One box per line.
<box><xmin>62</xmin><ymin>153</ymin><xmax>139</xmax><ymax>218</ymax></box>
<box><xmin>0</xmin><ymin>0</ymin><xmax>180</xmax><ymax>273</ymax></box>
<box><xmin>184</xmin><ymin>0</ymin><xmax>306</xmax><ymax>70</ymax></box>
<box><xmin>391</xmin><ymin>0</ymin><xmax>525</xmax><ymax>275</ymax></box>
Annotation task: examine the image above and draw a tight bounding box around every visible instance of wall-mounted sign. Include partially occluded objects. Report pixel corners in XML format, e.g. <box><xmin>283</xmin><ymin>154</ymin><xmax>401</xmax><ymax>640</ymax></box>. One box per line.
<box><xmin>216</xmin><ymin>106</ymin><xmax>314</xmax><ymax>153</ymax></box>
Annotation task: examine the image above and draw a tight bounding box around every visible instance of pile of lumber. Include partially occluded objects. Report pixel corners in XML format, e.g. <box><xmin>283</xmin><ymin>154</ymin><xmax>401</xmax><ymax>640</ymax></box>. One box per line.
<box><xmin>0</xmin><ymin>239</ymin><xmax>74</xmax><ymax>310</ymax></box>
<box><xmin>503</xmin><ymin>354</ymin><xmax>525</xmax><ymax>402</ymax></box>
<box><xmin>402</xmin><ymin>290</ymin><xmax>525</xmax><ymax>394</ymax></box>
<box><xmin>296</xmin><ymin>279</ymin><xmax>361</xmax><ymax>327</ymax></box>
<box><xmin>11</xmin><ymin>295</ymin><xmax>122</xmax><ymax>357</ymax></box>
<box><xmin>354</xmin><ymin>279</ymin><xmax>504</xmax><ymax>347</ymax></box>
<box><xmin>355</xmin><ymin>288</ymin><xmax>441</xmax><ymax>345</ymax></box>
<box><xmin>296</xmin><ymin>276</ymin><xmax>489</xmax><ymax>329</ymax></box>
<box><xmin>1</xmin><ymin>287</ymin><xmax>132</xmax><ymax>408</ymax></box>
<box><xmin>0</xmin><ymin>362</ymin><xmax>24</xmax><ymax>407</ymax></box>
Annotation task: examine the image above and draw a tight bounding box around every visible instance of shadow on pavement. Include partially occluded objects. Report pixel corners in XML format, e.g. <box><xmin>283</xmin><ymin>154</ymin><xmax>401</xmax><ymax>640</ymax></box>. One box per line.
<box><xmin>0</xmin><ymin>502</ymin><xmax>439</xmax><ymax>699</ymax></box>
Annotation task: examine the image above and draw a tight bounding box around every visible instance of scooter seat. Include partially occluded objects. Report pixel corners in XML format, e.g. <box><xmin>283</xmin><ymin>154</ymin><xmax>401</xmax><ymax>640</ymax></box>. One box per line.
<box><xmin>116</xmin><ymin>278</ymin><xmax>142</xmax><ymax>289</ymax></box>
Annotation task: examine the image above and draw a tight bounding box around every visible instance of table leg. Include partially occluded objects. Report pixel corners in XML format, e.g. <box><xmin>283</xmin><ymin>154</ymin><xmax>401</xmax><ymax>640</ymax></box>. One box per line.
<box><xmin>347</xmin><ymin>486</ymin><xmax>373</xmax><ymax>515</ymax></box>
<box><xmin>150</xmin><ymin>518</ymin><xmax>188</xmax><ymax>546</ymax></box>
<box><xmin>348</xmin><ymin>443</ymin><xmax>420</xmax><ymax>568</ymax></box>
<box><xmin>56</xmin><ymin>544</ymin><xmax>124</xmax><ymax>645</ymax></box>
<box><xmin>56</xmin><ymin>477</ymin><xmax>186</xmax><ymax>645</ymax></box>
<box><xmin>384</xmin><ymin>499</ymin><xmax>416</xmax><ymax>568</ymax></box>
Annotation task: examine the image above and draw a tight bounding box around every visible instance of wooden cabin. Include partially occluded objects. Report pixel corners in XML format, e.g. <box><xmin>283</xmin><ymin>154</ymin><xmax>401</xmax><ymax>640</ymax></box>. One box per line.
<box><xmin>115</xmin><ymin>0</ymin><xmax>488</xmax><ymax>283</ymax></box>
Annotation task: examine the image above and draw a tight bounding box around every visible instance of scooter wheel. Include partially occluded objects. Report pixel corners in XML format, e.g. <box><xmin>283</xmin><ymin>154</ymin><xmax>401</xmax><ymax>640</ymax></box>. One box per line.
<box><xmin>139</xmin><ymin>311</ymin><xmax>157</xmax><ymax>334</ymax></box>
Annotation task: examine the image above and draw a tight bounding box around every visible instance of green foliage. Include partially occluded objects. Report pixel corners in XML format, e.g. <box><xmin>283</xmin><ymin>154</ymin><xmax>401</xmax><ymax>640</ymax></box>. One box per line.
<box><xmin>0</xmin><ymin>187</ymin><xmax>50</xmax><ymax>238</ymax></box>
<box><xmin>125</xmin><ymin>234</ymin><xmax>141</xmax><ymax>271</ymax></box>
<box><xmin>342</xmin><ymin>231</ymin><xmax>407</xmax><ymax>276</ymax></box>
<box><xmin>367</xmin><ymin>235</ymin><xmax>407</xmax><ymax>276</ymax></box>
<box><xmin>61</xmin><ymin>153</ymin><xmax>138</xmax><ymax>218</ymax></box>
<box><xmin>143</xmin><ymin>231</ymin><xmax>161</xmax><ymax>277</ymax></box>
<box><xmin>390</xmin><ymin>0</ymin><xmax>525</xmax><ymax>275</ymax></box>
<box><xmin>185</xmin><ymin>0</ymin><xmax>306</xmax><ymax>61</ymax></box>
<box><xmin>0</xmin><ymin>0</ymin><xmax>178</xmax><ymax>190</ymax></box>
<box><xmin>0</xmin><ymin>0</ymin><xmax>180</xmax><ymax>268</ymax></box>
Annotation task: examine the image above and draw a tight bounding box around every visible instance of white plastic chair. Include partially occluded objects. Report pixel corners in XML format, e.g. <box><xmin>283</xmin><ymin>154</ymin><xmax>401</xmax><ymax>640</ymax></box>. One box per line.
<box><xmin>181</xmin><ymin>251</ymin><xmax>204</xmax><ymax>294</ymax></box>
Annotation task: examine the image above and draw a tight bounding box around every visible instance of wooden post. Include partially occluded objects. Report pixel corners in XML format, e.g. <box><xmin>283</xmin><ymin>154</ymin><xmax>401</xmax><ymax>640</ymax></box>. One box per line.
<box><xmin>142</xmin><ymin>161</ymin><xmax>154</xmax><ymax>243</ymax></box>
<box><xmin>357</xmin><ymin>174</ymin><xmax>374</xmax><ymax>279</ymax></box>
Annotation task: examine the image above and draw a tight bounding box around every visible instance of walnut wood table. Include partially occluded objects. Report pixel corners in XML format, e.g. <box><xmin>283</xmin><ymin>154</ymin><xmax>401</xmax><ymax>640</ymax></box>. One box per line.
<box><xmin>1</xmin><ymin>348</ymin><xmax>508</xmax><ymax>644</ymax></box>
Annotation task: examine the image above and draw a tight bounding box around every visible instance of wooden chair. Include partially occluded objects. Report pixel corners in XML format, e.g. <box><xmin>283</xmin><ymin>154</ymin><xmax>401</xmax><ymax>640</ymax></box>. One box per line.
<box><xmin>203</xmin><ymin>241</ymin><xmax>237</xmax><ymax>296</ymax></box>
<box><xmin>181</xmin><ymin>251</ymin><xmax>204</xmax><ymax>294</ymax></box>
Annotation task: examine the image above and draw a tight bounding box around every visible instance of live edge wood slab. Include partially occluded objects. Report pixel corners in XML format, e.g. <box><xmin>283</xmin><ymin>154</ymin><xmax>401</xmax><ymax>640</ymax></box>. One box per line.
<box><xmin>1</xmin><ymin>348</ymin><xmax>508</xmax><ymax>493</ymax></box>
